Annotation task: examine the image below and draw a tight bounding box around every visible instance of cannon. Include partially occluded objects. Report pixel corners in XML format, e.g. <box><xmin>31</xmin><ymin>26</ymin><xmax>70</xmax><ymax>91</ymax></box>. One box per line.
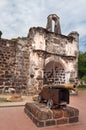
<box><xmin>38</xmin><ymin>84</ymin><xmax>77</xmax><ymax>109</ymax></box>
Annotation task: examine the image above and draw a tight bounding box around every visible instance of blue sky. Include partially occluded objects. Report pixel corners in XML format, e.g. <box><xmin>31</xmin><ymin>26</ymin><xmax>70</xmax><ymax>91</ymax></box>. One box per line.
<box><xmin>0</xmin><ymin>0</ymin><xmax>86</xmax><ymax>52</ymax></box>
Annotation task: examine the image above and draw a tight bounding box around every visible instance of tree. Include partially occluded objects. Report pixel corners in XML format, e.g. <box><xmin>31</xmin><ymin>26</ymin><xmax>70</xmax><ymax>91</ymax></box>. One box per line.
<box><xmin>82</xmin><ymin>75</ymin><xmax>86</xmax><ymax>81</ymax></box>
<box><xmin>0</xmin><ymin>31</ymin><xmax>2</xmax><ymax>38</ymax></box>
<box><xmin>78</xmin><ymin>52</ymin><xmax>86</xmax><ymax>79</ymax></box>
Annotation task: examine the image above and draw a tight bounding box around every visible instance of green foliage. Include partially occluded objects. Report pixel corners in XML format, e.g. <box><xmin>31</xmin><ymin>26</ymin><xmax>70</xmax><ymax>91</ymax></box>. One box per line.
<box><xmin>0</xmin><ymin>31</ymin><xmax>2</xmax><ymax>38</ymax></box>
<box><xmin>78</xmin><ymin>52</ymin><xmax>86</xmax><ymax>79</ymax></box>
<box><xmin>82</xmin><ymin>75</ymin><xmax>86</xmax><ymax>81</ymax></box>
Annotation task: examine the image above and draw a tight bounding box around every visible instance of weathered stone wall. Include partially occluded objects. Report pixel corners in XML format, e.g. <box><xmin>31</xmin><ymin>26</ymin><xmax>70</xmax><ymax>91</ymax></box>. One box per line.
<box><xmin>0</xmin><ymin>39</ymin><xmax>16</xmax><ymax>88</ymax></box>
<box><xmin>27</xmin><ymin>26</ymin><xmax>79</xmax><ymax>87</ymax></box>
<box><xmin>14</xmin><ymin>38</ymin><xmax>30</xmax><ymax>91</ymax></box>
<box><xmin>0</xmin><ymin>38</ymin><xmax>30</xmax><ymax>92</ymax></box>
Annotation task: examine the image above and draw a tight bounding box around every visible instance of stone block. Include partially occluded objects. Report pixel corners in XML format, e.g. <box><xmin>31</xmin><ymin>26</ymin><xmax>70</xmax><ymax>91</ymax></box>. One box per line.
<box><xmin>53</xmin><ymin>109</ymin><xmax>63</xmax><ymax>119</ymax></box>
<box><xmin>45</xmin><ymin>120</ymin><xmax>56</xmax><ymax>126</ymax></box>
<box><xmin>64</xmin><ymin>107</ymin><xmax>75</xmax><ymax>117</ymax></box>
<box><xmin>57</xmin><ymin>118</ymin><xmax>68</xmax><ymax>125</ymax></box>
<box><xmin>24</xmin><ymin>107</ymin><xmax>44</xmax><ymax>127</ymax></box>
<box><xmin>32</xmin><ymin>115</ymin><xmax>44</xmax><ymax>127</ymax></box>
<box><xmin>69</xmin><ymin>117</ymin><xmax>79</xmax><ymax>123</ymax></box>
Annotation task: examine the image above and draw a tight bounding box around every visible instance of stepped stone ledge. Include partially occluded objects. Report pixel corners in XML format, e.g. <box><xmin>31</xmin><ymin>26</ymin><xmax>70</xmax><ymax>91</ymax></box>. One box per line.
<box><xmin>24</xmin><ymin>102</ymin><xmax>79</xmax><ymax>127</ymax></box>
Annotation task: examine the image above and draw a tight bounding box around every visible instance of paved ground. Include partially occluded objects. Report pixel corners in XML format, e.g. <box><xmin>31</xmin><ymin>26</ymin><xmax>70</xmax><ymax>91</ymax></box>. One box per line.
<box><xmin>0</xmin><ymin>90</ymin><xmax>86</xmax><ymax>130</ymax></box>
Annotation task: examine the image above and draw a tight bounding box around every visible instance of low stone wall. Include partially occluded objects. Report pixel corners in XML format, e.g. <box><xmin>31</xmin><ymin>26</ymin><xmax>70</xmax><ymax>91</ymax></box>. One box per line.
<box><xmin>24</xmin><ymin>102</ymin><xmax>79</xmax><ymax>127</ymax></box>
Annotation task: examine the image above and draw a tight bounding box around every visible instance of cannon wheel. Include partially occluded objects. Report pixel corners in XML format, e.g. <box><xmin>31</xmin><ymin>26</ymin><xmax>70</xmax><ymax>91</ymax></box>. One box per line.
<box><xmin>47</xmin><ymin>99</ymin><xmax>53</xmax><ymax>109</ymax></box>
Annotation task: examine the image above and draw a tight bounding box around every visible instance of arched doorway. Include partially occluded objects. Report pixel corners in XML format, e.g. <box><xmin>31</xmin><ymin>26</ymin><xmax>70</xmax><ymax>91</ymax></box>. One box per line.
<box><xmin>43</xmin><ymin>61</ymin><xmax>65</xmax><ymax>84</ymax></box>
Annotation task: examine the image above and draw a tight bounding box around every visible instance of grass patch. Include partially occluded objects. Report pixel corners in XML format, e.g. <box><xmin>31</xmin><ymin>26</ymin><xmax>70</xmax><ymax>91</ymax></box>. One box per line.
<box><xmin>0</xmin><ymin>97</ymin><xmax>8</xmax><ymax>102</ymax></box>
<box><xmin>78</xmin><ymin>87</ymin><xmax>86</xmax><ymax>91</ymax></box>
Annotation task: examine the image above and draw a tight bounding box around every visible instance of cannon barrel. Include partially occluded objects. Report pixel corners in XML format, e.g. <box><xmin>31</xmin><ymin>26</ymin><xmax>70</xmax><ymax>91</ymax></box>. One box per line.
<box><xmin>43</xmin><ymin>84</ymin><xmax>76</xmax><ymax>90</ymax></box>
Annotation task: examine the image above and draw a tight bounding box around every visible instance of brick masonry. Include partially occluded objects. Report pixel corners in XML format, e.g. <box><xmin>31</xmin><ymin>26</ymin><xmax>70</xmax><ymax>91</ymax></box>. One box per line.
<box><xmin>0</xmin><ymin>38</ymin><xmax>29</xmax><ymax>93</ymax></box>
<box><xmin>24</xmin><ymin>102</ymin><xmax>79</xmax><ymax>127</ymax></box>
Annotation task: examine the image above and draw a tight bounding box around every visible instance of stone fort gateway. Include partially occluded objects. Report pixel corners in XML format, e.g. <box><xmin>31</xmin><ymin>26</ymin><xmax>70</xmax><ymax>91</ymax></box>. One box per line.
<box><xmin>0</xmin><ymin>14</ymin><xmax>79</xmax><ymax>93</ymax></box>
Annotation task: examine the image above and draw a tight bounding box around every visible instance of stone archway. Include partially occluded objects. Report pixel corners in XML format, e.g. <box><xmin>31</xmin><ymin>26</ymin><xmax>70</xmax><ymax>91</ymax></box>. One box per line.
<box><xmin>43</xmin><ymin>61</ymin><xmax>65</xmax><ymax>84</ymax></box>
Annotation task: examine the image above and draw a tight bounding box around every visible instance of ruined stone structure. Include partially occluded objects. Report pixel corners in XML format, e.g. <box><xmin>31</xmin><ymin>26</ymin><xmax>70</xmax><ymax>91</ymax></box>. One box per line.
<box><xmin>0</xmin><ymin>14</ymin><xmax>79</xmax><ymax>93</ymax></box>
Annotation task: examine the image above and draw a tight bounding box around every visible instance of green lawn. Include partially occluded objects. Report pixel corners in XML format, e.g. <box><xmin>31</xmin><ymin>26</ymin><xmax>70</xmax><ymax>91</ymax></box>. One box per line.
<box><xmin>78</xmin><ymin>87</ymin><xmax>86</xmax><ymax>90</ymax></box>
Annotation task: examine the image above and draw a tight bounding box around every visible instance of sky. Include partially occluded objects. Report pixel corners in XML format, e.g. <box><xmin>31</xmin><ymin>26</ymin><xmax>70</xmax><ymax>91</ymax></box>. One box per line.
<box><xmin>0</xmin><ymin>0</ymin><xmax>86</xmax><ymax>52</ymax></box>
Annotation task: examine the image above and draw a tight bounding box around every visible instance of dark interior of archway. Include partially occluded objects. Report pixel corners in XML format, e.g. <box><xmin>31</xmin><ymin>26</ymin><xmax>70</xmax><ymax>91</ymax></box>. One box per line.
<box><xmin>43</xmin><ymin>61</ymin><xmax>65</xmax><ymax>84</ymax></box>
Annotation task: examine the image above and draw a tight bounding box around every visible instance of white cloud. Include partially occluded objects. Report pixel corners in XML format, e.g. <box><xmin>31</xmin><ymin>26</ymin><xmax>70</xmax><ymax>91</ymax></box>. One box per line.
<box><xmin>0</xmin><ymin>0</ymin><xmax>86</xmax><ymax>51</ymax></box>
